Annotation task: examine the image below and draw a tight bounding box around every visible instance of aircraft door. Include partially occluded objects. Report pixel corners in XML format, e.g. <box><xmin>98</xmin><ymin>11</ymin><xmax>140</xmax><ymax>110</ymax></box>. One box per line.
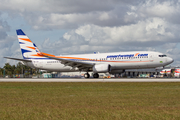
<box><xmin>39</xmin><ymin>61</ymin><xmax>43</xmax><ymax>68</ymax></box>
<box><xmin>32</xmin><ymin>60</ymin><xmax>38</xmax><ymax>67</ymax></box>
<box><xmin>149</xmin><ymin>54</ymin><xmax>153</xmax><ymax>62</ymax></box>
<box><xmin>147</xmin><ymin>53</ymin><xmax>154</xmax><ymax>68</ymax></box>
<box><xmin>32</xmin><ymin>60</ymin><xmax>43</xmax><ymax>68</ymax></box>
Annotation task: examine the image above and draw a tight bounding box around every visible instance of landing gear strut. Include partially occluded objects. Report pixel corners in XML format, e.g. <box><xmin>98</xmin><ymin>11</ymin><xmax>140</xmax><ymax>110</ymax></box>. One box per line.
<box><xmin>93</xmin><ymin>73</ymin><xmax>99</xmax><ymax>78</ymax></box>
<box><xmin>84</xmin><ymin>73</ymin><xmax>90</xmax><ymax>78</ymax></box>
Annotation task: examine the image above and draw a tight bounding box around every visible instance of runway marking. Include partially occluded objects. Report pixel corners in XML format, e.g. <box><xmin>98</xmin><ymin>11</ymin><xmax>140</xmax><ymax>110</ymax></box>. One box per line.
<box><xmin>0</xmin><ymin>78</ymin><xmax>180</xmax><ymax>82</ymax></box>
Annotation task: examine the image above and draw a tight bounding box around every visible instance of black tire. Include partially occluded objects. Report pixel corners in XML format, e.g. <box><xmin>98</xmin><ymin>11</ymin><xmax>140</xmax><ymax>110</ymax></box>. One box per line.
<box><xmin>84</xmin><ymin>73</ymin><xmax>90</xmax><ymax>78</ymax></box>
<box><xmin>93</xmin><ymin>73</ymin><xmax>99</xmax><ymax>78</ymax></box>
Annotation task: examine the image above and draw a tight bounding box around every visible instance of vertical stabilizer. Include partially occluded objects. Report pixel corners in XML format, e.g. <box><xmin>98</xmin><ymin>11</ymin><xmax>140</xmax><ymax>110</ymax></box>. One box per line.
<box><xmin>16</xmin><ymin>29</ymin><xmax>43</xmax><ymax>59</ymax></box>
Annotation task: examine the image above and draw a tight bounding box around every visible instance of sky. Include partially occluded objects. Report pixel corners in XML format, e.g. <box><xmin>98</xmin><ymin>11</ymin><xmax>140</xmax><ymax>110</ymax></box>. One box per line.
<box><xmin>0</xmin><ymin>0</ymin><xmax>180</xmax><ymax>67</ymax></box>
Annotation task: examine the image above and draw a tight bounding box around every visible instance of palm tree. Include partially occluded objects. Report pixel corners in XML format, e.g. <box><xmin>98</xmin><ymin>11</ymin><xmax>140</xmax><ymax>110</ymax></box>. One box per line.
<box><xmin>3</xmin><ymin>63</ymin><xmax>14</xmax><ymax>77</ymax></box>
<box><xmin>3</xmin><ymin>62</ymin><xmax>39</xmax><ymax>78</ymax></box>
<box><xmin>0</xmin><ymin>68</ymin><xmax>4</xmax><ymax>78</ymax></box>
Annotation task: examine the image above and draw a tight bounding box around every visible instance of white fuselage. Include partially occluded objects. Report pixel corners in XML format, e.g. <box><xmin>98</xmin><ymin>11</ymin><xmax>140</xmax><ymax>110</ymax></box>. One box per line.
<box><xmin>23</xmin><ymin>51</ymin><xmax>173</xmax><ymax>73</ymax></box>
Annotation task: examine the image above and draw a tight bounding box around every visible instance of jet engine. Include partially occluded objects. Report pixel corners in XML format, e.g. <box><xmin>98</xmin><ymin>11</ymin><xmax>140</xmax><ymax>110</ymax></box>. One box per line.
<box><xmin>93</xmin><ymin>64</ymin><xmax>111</xmax><ymax>73</ymax></box>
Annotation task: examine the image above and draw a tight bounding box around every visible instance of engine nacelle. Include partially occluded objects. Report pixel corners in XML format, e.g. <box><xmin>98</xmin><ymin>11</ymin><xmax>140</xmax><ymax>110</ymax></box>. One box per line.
<box><xmin>109</xmin><ymin>70</ymin><xmax>125</xmax><ymax>74</ymax></box>
<box><xmin>93</xmin><ymin>64</ymin><xmax>110</xmax><ymax>73</ymax></box>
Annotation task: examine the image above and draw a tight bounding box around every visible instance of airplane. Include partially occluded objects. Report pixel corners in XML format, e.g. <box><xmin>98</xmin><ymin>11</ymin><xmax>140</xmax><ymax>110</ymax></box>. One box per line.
<box><xmin>4</xmin><ymin>29</ymin><xmax>174</xmax><ymax>78</ymax></box>
<box><xmin>160</xmin><ymin>69</ymin><xmax>171</xmax><ymax>75</ymax></box>
<box><xmin>174</xmin><ymin>68</ymin><xmax>180</xmax><ymax>78</ymax></box>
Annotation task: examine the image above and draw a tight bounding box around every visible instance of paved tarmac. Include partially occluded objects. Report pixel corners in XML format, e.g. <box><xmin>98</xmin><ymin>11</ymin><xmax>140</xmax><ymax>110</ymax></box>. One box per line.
<box><xmin>0</xmin><ymin>78</ymin><xmax>180</xmax><ymax>82</ymax></box>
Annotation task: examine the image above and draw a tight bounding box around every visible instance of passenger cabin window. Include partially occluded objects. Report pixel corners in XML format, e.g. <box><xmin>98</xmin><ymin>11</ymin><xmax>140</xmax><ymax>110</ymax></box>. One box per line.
<box><xmin>159</xmin><ymin>55</ymin><xmax>167</xmax><ymax>57</ymax></box>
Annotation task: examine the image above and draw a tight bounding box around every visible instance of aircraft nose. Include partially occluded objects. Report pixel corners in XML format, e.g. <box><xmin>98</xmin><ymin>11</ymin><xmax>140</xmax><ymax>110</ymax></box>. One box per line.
<box><xmin>167</xmin><ymin>57</ymin><xmax>174</xmax><ymax>64</ymax></box>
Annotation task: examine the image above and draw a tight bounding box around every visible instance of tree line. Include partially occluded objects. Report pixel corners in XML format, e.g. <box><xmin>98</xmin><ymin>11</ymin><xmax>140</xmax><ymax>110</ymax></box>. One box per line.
<box><xmin>0</xmin><ymin>62</ymin><xmax>39</xmax><ymax>78</ymax></box>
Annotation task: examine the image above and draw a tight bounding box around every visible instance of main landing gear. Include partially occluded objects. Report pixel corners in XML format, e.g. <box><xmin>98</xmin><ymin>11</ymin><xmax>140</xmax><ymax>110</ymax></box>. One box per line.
<box><xmin>93</xmin><ymin>73</ymin><xmax>99</xmax><ymax>78</ymax></box>
<box><xmin>84</xmin><ymin>73</ymin><xmax>99</xmax><ymax>78</ymax></box>
<box><xmin>84</xmin><ymin>73</ymin><xmax>90</xmax><ymax>78</ymax></box>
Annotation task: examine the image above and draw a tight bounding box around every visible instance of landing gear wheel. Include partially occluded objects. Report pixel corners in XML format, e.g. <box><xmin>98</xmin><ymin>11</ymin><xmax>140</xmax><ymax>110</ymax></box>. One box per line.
<box><xmin>84</xmin><ymin>73</ymin><xmax>90</xmax><ymax>78</ymax></box>
<box><xmin>93</xmin><ymin>73</ymin><xmax>99</xmax><ymax>78</ymax></box>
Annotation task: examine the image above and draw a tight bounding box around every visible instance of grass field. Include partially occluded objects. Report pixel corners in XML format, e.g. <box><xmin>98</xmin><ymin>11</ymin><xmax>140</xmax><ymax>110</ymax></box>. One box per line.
<box><xmin>0</xmin><ymin>82</ymin><xmax>180</xmax><ymax>120</ymax></box>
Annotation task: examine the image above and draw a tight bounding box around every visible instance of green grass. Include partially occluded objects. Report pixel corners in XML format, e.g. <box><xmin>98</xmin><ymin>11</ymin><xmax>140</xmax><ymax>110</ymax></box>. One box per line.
<box><xmin>0</xmin><ymin>82</ymin><xmax>180</xmax><ymax>120</ymax></box>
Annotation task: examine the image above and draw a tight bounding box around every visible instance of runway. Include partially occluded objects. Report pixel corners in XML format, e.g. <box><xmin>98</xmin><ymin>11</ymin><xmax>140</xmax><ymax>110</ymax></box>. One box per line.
<box><xmin>0</xmin><ymin>78</ymin><xmax>180</xmax><ymax>82</ymax></box>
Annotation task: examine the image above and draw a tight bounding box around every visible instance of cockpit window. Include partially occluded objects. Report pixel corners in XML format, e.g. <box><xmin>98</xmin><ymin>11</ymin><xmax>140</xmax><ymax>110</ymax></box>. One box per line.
<box><xmin>159</xmin><ymin>55</ymin><xmax>167</xmax><ymax>57</ymax></box>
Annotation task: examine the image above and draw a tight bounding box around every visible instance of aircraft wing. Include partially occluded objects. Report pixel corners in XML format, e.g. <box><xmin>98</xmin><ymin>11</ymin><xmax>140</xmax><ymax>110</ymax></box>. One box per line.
<box><xmin>4</xmin><ymin>57</ymin><xmax>32</xmax><ymax>62</ymax></box>
<box><xmin>41</xmin><ymin>53</ymin><xmax>94</xmax><ymax>71</ymax></box>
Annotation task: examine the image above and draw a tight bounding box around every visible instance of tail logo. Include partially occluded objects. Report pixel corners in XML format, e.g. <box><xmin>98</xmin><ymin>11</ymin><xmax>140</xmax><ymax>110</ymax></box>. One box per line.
<box><xmin>17</xmin><ymin>29</ymin><xmax>45</xmax><ymax>59</ymax></box>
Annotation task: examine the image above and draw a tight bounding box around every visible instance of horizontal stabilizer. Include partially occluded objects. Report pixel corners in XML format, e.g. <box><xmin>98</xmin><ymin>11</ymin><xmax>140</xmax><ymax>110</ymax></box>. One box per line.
<box><xmin>4</xmin><ymin>57</ymin><xmax>32</xmax><ymax>62</ymax></box>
